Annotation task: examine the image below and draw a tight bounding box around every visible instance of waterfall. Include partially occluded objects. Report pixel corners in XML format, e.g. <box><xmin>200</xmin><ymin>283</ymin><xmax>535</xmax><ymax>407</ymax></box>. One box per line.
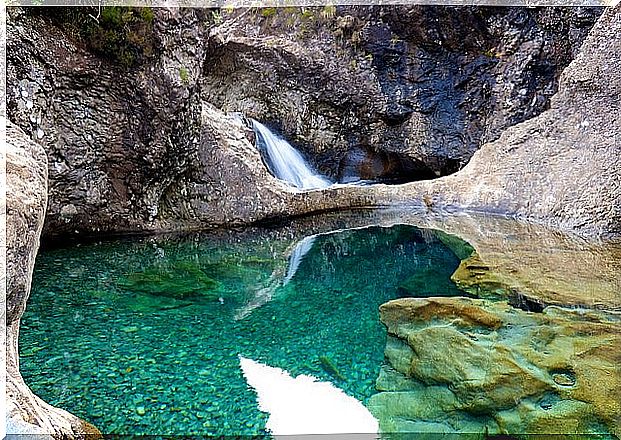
<box><xmin>251</xmin><ymin>120</ymin><xmax>332</xmax><ymax>190</ymax></box>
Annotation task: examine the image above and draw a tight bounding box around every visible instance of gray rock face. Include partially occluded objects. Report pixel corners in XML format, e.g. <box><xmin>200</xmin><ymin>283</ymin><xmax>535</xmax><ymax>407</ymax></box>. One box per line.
<box><xmin>7</xmin><ymin>8</ymin><xmax>210</xmax><ymax>237</ymax></box>
<box><xmin>420</xmin><ymin>4</ymin><xmax>621</xmax><ymax>236</ymax></box>
<box><xmin>202</xmin><ymin>6</ymin><xmax>601</xmax><ymax>180</ymax></box>
<box><xmin>6</xmin><ymin>8</ymin><xmax>376</xmax><ymax>237</ymax></box>
<box><xmin>6</xmin><ymin>121</ymin><xmax>100</xmax><ymax>437</ymax></box>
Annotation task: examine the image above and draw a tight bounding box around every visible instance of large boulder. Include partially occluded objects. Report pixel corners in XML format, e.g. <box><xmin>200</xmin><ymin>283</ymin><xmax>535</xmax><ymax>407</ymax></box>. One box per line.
<box><xmin>5</xmin><ymin>121</ymin><xmax>101</xmax><ymax>437</ymax></box>
<box><xmin>369</xmin><ymin>297</ymin><xmax>621</xmax><ymax>435</ymax></box>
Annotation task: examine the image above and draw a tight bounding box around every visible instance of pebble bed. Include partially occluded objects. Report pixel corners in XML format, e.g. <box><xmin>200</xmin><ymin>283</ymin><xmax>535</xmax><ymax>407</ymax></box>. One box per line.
<box><xmin>20</xmin><ymin>224</ymin><xmax>464</xmax><ymax>436</ymax></box>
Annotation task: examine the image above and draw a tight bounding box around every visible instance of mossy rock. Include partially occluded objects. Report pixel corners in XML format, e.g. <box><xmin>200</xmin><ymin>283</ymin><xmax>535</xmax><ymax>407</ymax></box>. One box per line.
<box><xmin>35</xmin><ymin>6</ymin><xmax>155</xmax><ymax>68</ymax></box>
<box><xmin>118</xmin><ymin>260</ymin><xmax>220</xmax><ymax>300</ymax></box>
<box><xmin>433</xmin><ymin>230</ymin><xmax>475</xmax><ymax>261</ymax></box>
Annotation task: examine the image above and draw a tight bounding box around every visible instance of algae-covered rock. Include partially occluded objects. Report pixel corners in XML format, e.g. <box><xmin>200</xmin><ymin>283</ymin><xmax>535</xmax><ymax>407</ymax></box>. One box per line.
<box><xmin>118</xmin><ymin>261</ymin><xmax>220</xmax><ymax>299</ymax></box>
<box><xmin>432</xmin><ymin>230</ymin><xmax>475</xmax><ymax>261</ymax></box>
<box><xmin>370</xmin><ymin>297</ymin><xmax>621</xmax><ymax>436</ymax></box>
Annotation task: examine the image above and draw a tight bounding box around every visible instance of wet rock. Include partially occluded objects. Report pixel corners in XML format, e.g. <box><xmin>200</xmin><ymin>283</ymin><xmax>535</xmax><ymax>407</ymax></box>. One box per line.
<box><xmin>117</xmin><ymin>260</ymin><xmax>221</xmax><ymax>300</ymax></box>
<box><xmin>337</xmin><ymin>146</ymin><xmax>436</xmax><ymax>183</ymax></box>
<box><xmin>6</xmin><ymin>121</ymin><xmax>101</xmax><ymax>437</ymax></box>
<box><xmin>369</xmin><ymin>296</ymin><xmax>621</xmax><ymax>435</ymax></box>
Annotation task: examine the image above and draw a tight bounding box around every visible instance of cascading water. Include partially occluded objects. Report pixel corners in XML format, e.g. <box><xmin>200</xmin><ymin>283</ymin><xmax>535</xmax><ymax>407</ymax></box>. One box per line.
<box><xmin>251</xmin><ymin>120</ymin><xmax>332</xmax><ymax>190</ymax></box>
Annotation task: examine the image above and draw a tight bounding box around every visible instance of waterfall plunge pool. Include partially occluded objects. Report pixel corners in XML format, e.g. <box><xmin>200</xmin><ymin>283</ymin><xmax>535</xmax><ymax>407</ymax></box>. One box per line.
<box><xmin>20</xmin><ymin>221</ymin><xmax>469</xmax><ymax>436</ymax></box>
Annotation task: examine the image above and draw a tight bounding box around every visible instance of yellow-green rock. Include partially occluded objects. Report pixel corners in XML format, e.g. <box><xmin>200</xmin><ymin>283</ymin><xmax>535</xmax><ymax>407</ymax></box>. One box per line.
<box><xmin>369</xmin><ymin>297</ymin><xmax>621</xmax><ymax>436</ymax></box>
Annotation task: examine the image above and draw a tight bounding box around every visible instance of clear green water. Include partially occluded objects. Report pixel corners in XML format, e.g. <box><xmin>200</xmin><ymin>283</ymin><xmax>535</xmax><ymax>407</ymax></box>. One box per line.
<box><xmin>20</xmin><ymin>224</ymin><xmax>467</xmax><ymax>435</ymax></box>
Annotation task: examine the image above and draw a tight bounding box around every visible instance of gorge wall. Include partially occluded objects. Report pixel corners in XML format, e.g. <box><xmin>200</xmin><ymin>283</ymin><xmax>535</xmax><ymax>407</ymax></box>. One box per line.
<box><xmin>6</xmin><ymin>122</ymin><xmax>100</xmax><ymax>437</ymax></box>
<box><xmin>415</xmin><ymin>3</ymin><xmax>621</xmax><ymax>236</ymax></box>
<box><xmin>7</xmin><ymin>5</ymin><xmax>616</xmax><ymax>240</ymax></box>
<box><xmin>204</xmin><ymin>6</ymin><xmax>601</xmax><ymax>180</ymax></box>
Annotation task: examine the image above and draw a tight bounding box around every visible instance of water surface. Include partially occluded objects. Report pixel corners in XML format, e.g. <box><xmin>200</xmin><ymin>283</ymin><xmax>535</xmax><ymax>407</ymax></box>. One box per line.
<box><xmin>21</xmin><ymin>223</ymin><xmax>467</xmax><ymax>435</ymax></box>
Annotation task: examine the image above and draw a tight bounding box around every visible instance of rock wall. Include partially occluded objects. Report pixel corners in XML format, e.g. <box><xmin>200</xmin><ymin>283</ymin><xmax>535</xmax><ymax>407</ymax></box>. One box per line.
<box><xmin>5</xmin><ymin>122</ymin><xmax>100</xmax><ymax>437</ymax></box>
<box><xmin>417</xmin><ymin>3</ymin><xmax>621</xmax><ymax>236</ymax></box>
<box><xmin>203</xmin><ymin>6</ymin><xmax>601</xmax><ymax>180</ymax></box>
<box><xmin>7</xmin><ymin>7</ymin><xmax>211</xmax><ymax>237</ymax></box>
<box><xmin>8</xmin><ymin>5</ymin><xmax>615</xmax><ymax>241</ymax></box>
<box><xmin>6</xmin><ymin>7</ymin><xmax>379</xmax><ymax>239</ymax></box>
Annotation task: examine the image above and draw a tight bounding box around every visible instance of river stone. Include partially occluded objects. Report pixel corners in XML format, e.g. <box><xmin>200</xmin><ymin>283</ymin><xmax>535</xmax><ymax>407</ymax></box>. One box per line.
<box><xmin>370</xmin><ymin>297</ymin><xmax>621</xmax><ymax>435</ymax></box>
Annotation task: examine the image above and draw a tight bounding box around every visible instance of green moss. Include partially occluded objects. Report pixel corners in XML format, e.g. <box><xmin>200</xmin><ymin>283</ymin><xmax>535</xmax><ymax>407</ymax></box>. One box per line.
<box><xmin>260</xmin><ymin>7</ymin><xmax>277</xmax><ymax>18</ymax></box>
<box><xmin>321</xmin><ymin>5</ymin><xmax>336</xmax><ymax>19</ymax></box>
<box><xmin>39</xmin><ymin>6</ymin><xmax>156</xmax><ymax>68</ymax></box>
<box><xmin>179</xmin><ymin>67</ymin><xmax>190</xmax><ymax>85</ymax></box>
<box><xmin>301</xmin><ymin>9</ymin><xmax>315</xmax><ymax>21</ymax></box>
<box><xmin>433</xmin><ymin>230</ymin><xmax>476</xmax><ymax>261</ymax></box>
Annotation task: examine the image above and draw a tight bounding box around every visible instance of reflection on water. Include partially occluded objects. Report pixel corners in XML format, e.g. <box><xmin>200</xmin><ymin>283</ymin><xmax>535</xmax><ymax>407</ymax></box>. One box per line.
<box><xmin>239</xmin><ymin>356</ymin><xmax>378</xmax><ymax>435</ymax></box>
<box><xmin>20</xmin><ymin>223</ymin><xmax>464</xmax><ymax>435</ymax></box>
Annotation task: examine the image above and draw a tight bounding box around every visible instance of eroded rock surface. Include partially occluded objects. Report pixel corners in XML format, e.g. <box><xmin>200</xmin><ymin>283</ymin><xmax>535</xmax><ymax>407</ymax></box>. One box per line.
<box><xmin>7</xmin><ymin>7</ymin><xmax>211</xmax><ymax>237</ymax></box>
<box><xmin>416</xmin><ymin>4</ymin><xmax>621</xmax><ymax>236</ymax></box>
<box><xmin>369</xmin><ymin>297</ymin><xmax>621</xmax><ymax>435</ymax></box>
<box><xmin>6</xmin><ymin>122</ymin><xmax>101</xmax><ymax>437</ymax></box>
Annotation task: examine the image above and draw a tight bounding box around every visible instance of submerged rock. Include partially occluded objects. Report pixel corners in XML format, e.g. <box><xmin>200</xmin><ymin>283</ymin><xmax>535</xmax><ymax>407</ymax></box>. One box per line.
<box><xmin>369</xmin><ymin>297</ymin><xmax>621</xmax><ymax>435</ymax></box>
<box><xmin>117</xmin><ymin>260</ymin><xmax>220</xmax><ymax>300</ymax></box>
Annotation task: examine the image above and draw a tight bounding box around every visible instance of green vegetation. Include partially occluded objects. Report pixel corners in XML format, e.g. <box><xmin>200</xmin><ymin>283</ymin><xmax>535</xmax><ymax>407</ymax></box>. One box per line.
<box><xmin>321</xmin><ymin>5</ymin><xmax>337</xmax><ymax>20</ymax></box>
<box><xmin>260</xmin><ymin>7</ymin><xmax>277</xmax><ymax>18</ymax></box>
<box><xmin>179</xmin><ymin>67</ymin><xmax>190</xmax><ymax>85</ymax></box>
<box><xmin>211</xmin><ymin>10</ymin><xmax>223</xmax><ymax>25</ymax></box>
<box><xmin>37</xmin><ymin>6</ymin><xmax>156</xmax><ymax>68</ymax></box>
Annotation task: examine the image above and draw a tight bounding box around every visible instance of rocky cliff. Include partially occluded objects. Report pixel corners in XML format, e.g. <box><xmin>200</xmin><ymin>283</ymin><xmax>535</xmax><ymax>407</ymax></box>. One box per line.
<box><xmin>7</xmin><ymin>5</ymin><xmax>617</xmax><ymax>240</ymax></box>
<box><xmin>416</xmin><ymin>3</ymin><xmax>621</xmax><ymax>236</ymax></box>
<box><xmin>205</xmin><ymin>6</ymin><xmax>601</xmax><ymax>180</ymax></box>
<box><xmin>5</xmin><ymin>122</ymin><xmax>100</xmax><ymax>437</ymax></box>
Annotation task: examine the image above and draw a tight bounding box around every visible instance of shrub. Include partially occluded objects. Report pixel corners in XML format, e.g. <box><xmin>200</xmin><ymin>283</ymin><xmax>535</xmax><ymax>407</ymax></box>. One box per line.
<box><xmin>37</xmin><ymin>6</ymin><xmax>156</xmax><ymax>68</ymax></box>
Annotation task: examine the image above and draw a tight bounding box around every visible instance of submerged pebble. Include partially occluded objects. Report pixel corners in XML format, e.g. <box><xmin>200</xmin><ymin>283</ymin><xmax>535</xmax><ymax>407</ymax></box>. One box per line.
<box><xmin>20</xmin><ymin>224</ymin><xmax>466</xmax><ymax>435</ymax></box>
